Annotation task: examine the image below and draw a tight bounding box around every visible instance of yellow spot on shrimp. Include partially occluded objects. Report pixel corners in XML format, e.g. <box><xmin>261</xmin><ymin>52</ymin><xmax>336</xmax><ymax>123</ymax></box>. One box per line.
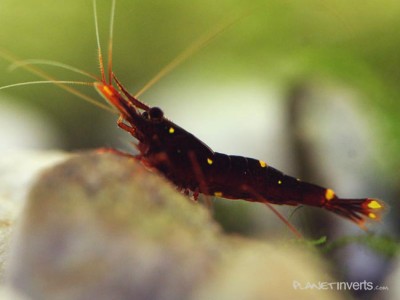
<box><xmin>278</xmin><ymin>180</ymin><xmax>282</xmax><ymax>185</ymax></box>
<box><xmin>325</xmin><ymin>189</ymin><xmax>335</xmax><ymax>201</ymax></box>
<box><xmin>368</xmin><ymin>213</ymin><xmax>377</xmax><ymax>219</ymax></box>
<box><xmin>259</xmin><ymin>160</ymin><xmax>267</xmax><ymax>168</ymax></box>
<box><xmin>168</xmin><ymin>127</ymin><xmax>175</xmax><ymax>134</ymax></box>
<box><xmin>367</xmin><ymin>200</ymin><xmax>382</xmax><ymax>209</ymax></box>
<box><xmin>103</xmin><ymin>86</ymin><xmax>113</xmax><ymax>96</ymax></box>
<box><xmin>207</xmin><ymin>158</ymin><xmax>213</xmax><ymax>165</ymax></box>
<box><xmin>214</xmin><ymin>192</ymin><xmax>223</xmax><ymax>197</ymax></box>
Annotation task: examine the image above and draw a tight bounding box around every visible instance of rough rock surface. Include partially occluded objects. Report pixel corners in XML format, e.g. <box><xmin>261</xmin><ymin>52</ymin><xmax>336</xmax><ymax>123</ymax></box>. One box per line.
<box><xmin>2</xmin><ymin>152</ymin><xmax>343</xmax><ymax>300</ymax></box>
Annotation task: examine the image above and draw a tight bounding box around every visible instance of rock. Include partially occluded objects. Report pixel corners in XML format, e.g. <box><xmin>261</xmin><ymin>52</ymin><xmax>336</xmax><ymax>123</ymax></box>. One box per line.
<box><xmin>0</xmin><ymin>285</ymin><xmax>28</xmax><ymax>300</ymax></box>
<box><xmin>0</xmin><ymin>151</ymin><xmax>68</xmax><ymax>281</ymax></box>
<box><xmin>3</xmin><ymin>152</ymin><xmax>343</xmax><ymax>300</ymax></box>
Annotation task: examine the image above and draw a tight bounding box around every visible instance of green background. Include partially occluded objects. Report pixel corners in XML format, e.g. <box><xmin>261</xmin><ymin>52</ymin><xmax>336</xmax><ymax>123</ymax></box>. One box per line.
<box><xmin>0</xmin><ymin>0</ymin><xmax>398</xmax><ymax>242</ymax></box>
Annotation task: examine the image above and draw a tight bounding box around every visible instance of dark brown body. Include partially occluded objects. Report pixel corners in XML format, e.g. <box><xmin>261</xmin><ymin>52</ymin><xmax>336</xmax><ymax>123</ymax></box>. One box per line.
<box><xmin>96</xmin><ymin>76</ymin><xmax>384</xmax><ymax>229</ymax></box>
<box><xmin>139</xmin><ymin>112</ymin><xmax>326</xmax><ymax>208</ymax></box>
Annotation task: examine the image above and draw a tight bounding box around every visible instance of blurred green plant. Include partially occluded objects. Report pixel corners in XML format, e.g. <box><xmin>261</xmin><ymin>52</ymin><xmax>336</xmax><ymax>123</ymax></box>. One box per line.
<box><xmin>322</xmin><ymin>234</ymin><xmax>399</xmax><ymax>258</ymax></box>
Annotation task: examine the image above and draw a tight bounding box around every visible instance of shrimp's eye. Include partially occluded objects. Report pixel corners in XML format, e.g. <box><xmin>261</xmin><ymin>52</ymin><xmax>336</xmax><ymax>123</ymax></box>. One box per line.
<box><xmin>149</xmin><ymin>107</ymin><xmax>164</xmax><ymax>120</ymax></box>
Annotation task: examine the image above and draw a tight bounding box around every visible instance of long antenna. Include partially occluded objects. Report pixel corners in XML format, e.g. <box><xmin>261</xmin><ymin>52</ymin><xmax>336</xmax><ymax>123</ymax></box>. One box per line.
<box><xmin>93</xmin><ymin>0</ymin><xmax>106</xmax><ymax>83</ymax></box>
<box><xmin>0</xmin><ymin>80</ymin><xmax>93</xmax><ymax>91</ymax></box>
<box><xmin>0</xmin><ymin>48</ymin><xmax>113</xmax><ymax>112</ymax></box>
<box><xmin>134</xmin><ymin>15</ymin><xmax>243</xmax><ymax>98</ymax></box>
<box><xmin>107</xmin><ymin>0</ymin><xmax>116</xmax><ymax>84</ymax></box>
<box><xmin>9</xmin><ymin>59</ymin><xmax>99</xmax><ymax>81</ymax></box>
